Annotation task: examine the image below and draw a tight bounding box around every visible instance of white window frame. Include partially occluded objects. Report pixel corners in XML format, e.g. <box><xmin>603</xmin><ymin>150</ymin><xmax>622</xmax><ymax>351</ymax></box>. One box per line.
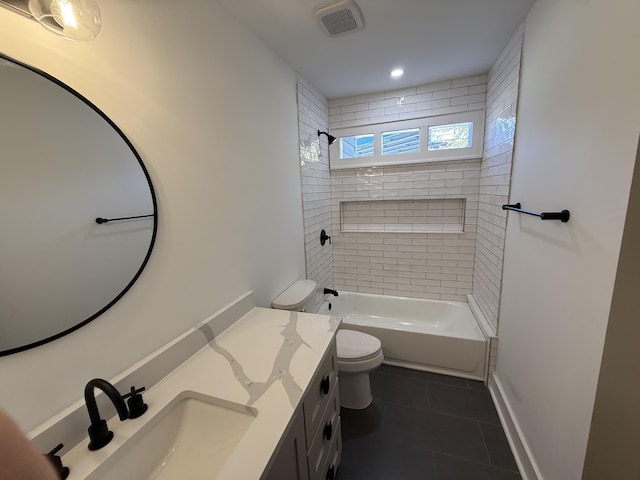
<box><xmin>329</xmin><ymin>109</ymin><xmax>485</xmax><ymax>170</ymax></box>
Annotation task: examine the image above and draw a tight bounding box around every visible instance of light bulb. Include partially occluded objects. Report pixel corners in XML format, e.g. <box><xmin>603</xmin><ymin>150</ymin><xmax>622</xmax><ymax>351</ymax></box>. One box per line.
<box><xmin>28</xmin><ymin>0</ymin><xmax>101</xmax><ymax>40</ymax></box>
<box><xmin>51</xmin><ymin>0</ymin><xmax>78</xmax><ymax>29</ymax></box>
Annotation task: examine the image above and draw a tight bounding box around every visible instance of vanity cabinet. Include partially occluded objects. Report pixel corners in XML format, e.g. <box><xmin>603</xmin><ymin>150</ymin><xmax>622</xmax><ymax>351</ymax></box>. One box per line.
<box><xmin>264</xmin><ymin>338</ymin><xmax>342</xmax><ymax>480</ymax></box>
<box><xmin>263</xmin><ymin>408</ymin><xmax>309</xmax><ymax>480</ymax></box>
<box><xmin>306</xmin><ymin>380</ymin><xmax>341</xmax><ymax>480</ymax></box>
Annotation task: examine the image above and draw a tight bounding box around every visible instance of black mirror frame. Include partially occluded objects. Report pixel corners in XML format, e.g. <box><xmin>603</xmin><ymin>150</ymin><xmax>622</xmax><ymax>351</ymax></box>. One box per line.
<box><xmin>0</xmin><ymin>51</ymin><xmax>158</xmax><ymax>357</ymax></box>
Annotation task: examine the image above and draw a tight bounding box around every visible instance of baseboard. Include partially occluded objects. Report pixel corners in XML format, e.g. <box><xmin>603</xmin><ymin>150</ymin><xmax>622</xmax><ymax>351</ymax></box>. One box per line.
<box><xmin>489</xmin><ymin>373</ymin><xmax>543</xmax><ymax>480</ymax></box>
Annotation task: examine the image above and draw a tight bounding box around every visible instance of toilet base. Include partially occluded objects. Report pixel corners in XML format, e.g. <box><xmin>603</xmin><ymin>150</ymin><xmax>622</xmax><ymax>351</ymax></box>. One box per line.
<box><xmin>339</xmin><ymin>372</ymin><xmax>373</xmax><ymax>410</ymax></box>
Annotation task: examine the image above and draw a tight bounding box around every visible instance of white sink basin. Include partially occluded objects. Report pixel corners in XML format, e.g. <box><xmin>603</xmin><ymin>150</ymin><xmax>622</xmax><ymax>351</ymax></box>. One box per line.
<box><xmin>86</xmin><ymin>391</ymin><xmax>257</xmax><ymax>480</ymax></box>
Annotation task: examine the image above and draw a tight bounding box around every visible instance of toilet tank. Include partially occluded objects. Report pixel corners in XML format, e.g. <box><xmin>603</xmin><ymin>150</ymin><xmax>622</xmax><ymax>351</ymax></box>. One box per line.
<box><xmin>271</xmin><ymin>280</ymin><xmax>317</xmax><ymax>311</ymax></box>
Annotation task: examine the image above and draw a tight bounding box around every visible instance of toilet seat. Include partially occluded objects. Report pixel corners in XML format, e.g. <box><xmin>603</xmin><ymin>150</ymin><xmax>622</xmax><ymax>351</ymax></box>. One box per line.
<box><xmin>336</xmin><ymin>329</ymin><xmax>384</xmax><ymax>374</ymax></box>
<box><xmin>339</xmin><ymin>350</ymin><xmax>381</xmax><ymax>363</ymax></box>
<box><xmin>337</xmin><ymin>329</ymin><xmax>381</xmax><ymax>360</ymax></box>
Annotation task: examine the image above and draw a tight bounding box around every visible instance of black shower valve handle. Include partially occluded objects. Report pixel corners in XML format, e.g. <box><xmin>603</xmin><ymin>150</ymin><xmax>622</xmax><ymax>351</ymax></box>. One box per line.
<box><xmin>320</xmin><ymin>229</ymin><xmax>332</xmax><ymax>246</ymax></box>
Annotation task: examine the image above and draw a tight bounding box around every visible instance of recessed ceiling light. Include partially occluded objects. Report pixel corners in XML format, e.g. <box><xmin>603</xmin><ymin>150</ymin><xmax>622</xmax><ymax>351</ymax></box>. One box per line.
<box><xmin>390</xmin><ymin>68</ymin><xmax>404</xmax><ymax>78</ymax></box>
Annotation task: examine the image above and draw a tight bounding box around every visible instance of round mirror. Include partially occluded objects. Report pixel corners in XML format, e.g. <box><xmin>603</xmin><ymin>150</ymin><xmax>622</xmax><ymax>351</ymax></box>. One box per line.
<box><xmin>0</xmin><ymin>53</ymin><xmax>157</xmax><ymax>356</ymax></box>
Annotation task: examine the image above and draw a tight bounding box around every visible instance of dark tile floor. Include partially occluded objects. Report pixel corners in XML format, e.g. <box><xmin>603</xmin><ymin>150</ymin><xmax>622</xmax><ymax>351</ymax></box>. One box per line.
<box><xmin>337</xmin><ymin>365</ymin><xmax>521</xmax><ymax>480</ymax></box>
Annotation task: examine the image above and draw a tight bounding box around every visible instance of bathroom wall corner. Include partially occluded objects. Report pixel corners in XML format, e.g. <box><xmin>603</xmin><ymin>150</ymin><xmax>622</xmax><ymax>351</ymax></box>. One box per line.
<box><xmin>297</xmin><ymin>76</ymin><xmax>334</xmax><ymax>295</ymax></box>
<box><xmin>472</xmin><ymin>22</ymin><xmax>524</xmax><ymax>332</ymax></box>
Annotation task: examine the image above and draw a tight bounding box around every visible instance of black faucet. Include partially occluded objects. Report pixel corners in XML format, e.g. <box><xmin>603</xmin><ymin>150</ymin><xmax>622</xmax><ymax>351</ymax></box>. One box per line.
<box><xmin>84</xmin><ymin>378</ymin><xmax>129</xmax><ymax>450</ymax></box>
<box><xmin>324</xmin><ymin>288</ymin><xmax>338</xmax><ymax>297</ymax></box>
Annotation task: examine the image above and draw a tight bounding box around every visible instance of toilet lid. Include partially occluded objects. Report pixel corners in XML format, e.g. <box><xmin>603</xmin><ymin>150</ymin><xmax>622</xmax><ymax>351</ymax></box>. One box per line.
<box><xmin>271</xmin><ymin>279</ymin><xmax>317</xmax><ymax>310</ymax></box>
<box><xmin>337</xmin><ymin>329</ymin><xmax>381</xmax><ymax>360</ymax></box>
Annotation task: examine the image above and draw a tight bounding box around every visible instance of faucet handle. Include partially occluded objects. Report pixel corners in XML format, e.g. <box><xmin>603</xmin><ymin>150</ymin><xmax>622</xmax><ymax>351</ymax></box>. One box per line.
<box><xmin>122</xmin><ymin>386</ymin><xmax>147</xmax><ymax>419</ymax></box>
<box><xmin>45</xmin><ymin>443</ymin><xmax>70</xmax><ymax>479</ymax></box>
<box><xmin>320</xmin><ymin>229</ymin><xmax>332</xmax><ymax>246</ymax></box>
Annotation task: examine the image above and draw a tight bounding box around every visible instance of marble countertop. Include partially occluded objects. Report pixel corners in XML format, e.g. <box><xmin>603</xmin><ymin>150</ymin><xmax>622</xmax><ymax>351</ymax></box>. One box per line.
<box><xmin>61</xmin><ymin>306</ymin><xmax>340</xmax><ymax>479</ymax></box>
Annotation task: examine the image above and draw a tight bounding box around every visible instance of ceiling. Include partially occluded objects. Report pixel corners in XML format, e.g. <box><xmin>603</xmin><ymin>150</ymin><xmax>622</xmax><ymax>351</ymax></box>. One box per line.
<box><xmin>216</xmin><ymin>0</ymin><xmax>535</xmax><ymax>99</ymax></box>
<box><xmin>0</xmin><ymin>0</ymin><xmax>30</xmax><ymax>17</ymax></box>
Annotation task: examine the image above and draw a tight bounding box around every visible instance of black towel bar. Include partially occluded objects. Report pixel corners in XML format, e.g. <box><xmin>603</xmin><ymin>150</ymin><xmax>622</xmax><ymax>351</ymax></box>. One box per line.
<box><xmin>95</xmin><ymin>214</ymin><xmax>154</xmax><ymax>224</ymax></box>
<box><xmin>502</xmin><ymin>203</ymin><xmax>570</xmax><ymax>223</ymax></box>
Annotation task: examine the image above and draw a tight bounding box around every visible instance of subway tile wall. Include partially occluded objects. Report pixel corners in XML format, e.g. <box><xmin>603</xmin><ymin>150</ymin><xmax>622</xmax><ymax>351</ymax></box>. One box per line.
<box><xmin>328</xmin><ymin>76</ymin><xmax>487</xmax><ymax>302</ymax></box>
<box><xmin>472</xmin><ymin>24</ymin><xmax>524</xmax><ymax>332</ymax></box>
<box><xmin>329</xmin><ymin>74</ymin><xmax>487</xmax><ymax>128</ymax></box>
<box><xmin>330</xmin><ymin>162</ymin><xmax>480</xmax><ymax>301</ymax></box>
<box><xmin>341</xmin><ymin>198</ymin><xmax>466</xmax><ymax>234</ymax></box>
<box><xmin>297</xmin><ymin>76</ymin><xmax>333</xmax><ymax>306</ymax></box>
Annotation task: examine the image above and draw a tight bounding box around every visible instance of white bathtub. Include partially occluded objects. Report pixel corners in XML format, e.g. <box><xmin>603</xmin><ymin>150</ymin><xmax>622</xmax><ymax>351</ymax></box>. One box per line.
<box><xmin>316</xmin><ymin>291</ymin><xmax>487</xmax><ymax>380</ymax></box>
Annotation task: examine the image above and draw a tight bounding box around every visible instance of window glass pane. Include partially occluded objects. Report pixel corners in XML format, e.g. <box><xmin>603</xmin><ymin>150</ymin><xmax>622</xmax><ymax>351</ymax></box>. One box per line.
<box><xmin>340</xmin><ymin>134</ymin><xmax>374</xmax><ymax>159</ymax></box>
<box><xmin>428</xmin><ymin>122</ymin><xmax>473</xmax><ymax>151</ymax></box>
<box><xmin>381</xmin><ymin>128</ymin><xmax>420</xmax><ymax>155</ymax></box>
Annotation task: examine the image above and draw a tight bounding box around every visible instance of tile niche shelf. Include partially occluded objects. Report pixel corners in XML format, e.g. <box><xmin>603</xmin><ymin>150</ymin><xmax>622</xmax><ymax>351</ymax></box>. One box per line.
<box><xmin>340</xmin><ymin>198</ymin><xmax>466</xmax><ymax>234</ymax></box>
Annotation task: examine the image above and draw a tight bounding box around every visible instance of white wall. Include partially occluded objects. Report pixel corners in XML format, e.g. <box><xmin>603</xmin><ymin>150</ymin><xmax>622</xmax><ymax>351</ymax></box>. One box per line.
<box><xmin>0</xmin><ymin>0</ymin><xmax>305</xmax><ymax>431</ymax></box>
<box><xmin>496</xmin><ymin>0</ymin><xmax>640</xmax><ymax>478</ymax></box>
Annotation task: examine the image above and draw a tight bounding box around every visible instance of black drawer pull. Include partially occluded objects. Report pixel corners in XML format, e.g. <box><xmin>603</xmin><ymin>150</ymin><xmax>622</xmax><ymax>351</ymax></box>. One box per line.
<box><xmin>320</xmin><ymin>375</ymin><xmax>330</xmax><ymax>395</ymax></box>
<box><xmin>326</xmin><ymin>464</ymin><xmax>335</xmax><ymax>480</ymax></box>
<box><xmin>323</xmin><ymin>420</ymin><xmax>333</xmax><ymax>442</ymax></box>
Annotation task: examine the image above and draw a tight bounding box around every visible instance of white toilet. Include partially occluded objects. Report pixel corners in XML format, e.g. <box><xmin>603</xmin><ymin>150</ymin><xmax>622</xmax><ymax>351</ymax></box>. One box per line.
<box><xmin>272</xmin><ymin>279</ymin><xmax>384</xmax><ymax>410</ymax></box>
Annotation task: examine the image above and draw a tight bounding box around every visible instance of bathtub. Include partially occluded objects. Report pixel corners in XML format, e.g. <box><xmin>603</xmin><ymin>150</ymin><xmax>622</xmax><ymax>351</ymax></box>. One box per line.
<box><xmin>316</xmin><ymin>291</ymin><xmax>487</xmax><ymax>380</ymax></box>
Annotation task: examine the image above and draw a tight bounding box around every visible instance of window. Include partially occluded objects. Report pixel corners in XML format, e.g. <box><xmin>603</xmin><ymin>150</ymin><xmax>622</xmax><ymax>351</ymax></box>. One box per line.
<box><xmin>340</xmin><ymin>134</ymin><xmax>374</xmax><ymax>158</ymax></box>
<box><xmin>381</xmin><ymin>128</ymin><xmax>420</xmax><ymax>155</ymax></box>
<box><xmin>428</xmin><ymin>122</ymin><xmax>472</xmax><ymax>151</ymax></box>
<box><xmin>329</xmin><ymin>110</ymin><xmax>484</xmax><ymax>170</ymax></box>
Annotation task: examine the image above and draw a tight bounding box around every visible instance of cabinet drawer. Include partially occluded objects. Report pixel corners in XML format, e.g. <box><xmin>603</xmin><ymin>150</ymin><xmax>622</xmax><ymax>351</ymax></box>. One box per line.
<box><xmin>303</xmin><ymin>338</ymin><xmax>338</xmax><ymax>448</ymax></box>
<box><xmin>307</xmin><ymin>382</ymin><xmax>340</xmax><ymax>480</ymax></box>
<box><xmin>317</xmin><ymin>419</ymin><xmax>342</xmax><ymax>480</ymax></box>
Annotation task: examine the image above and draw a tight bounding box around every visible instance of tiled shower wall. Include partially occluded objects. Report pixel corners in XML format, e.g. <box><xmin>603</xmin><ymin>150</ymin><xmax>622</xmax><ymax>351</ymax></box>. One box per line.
<box><xmin>298</xmin><ymin>42</ymin><xmax>521</xmax><ymax>313</ymax></box>
<box><xmin>329</xmin><ymin>162</ymin><xmax>480</xmax><ymax>301</ymax></box>
<box><xmin>472</xmin><ymin>24</ymin><xmax>524</xmax><ymax>332</ymax></box>
<box><xmin>327</xmin><ymin>76</ymin><xmax>487</xmax><ymax>301</ymax></box>
<box><xmin>328</xmin><ymin>75</ymin><xmax>488</xmax><ymax>128</ymax></box>
<box><xmin>340</xmin><ymin>198</ymin><xmax>466</xmax><ymax>234</ymax></box>
<box><xmin>297</xmin><ymin>76</ymin><xmax>333</xmax><ymax>304</ymax></box>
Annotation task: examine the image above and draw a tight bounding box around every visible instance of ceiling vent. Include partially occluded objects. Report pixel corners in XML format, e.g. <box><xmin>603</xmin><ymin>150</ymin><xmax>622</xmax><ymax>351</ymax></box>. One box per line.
<box><xmin>315</xmin><ymin>1</ymin><xmax>364</xmax><ymax>37</ymax></box>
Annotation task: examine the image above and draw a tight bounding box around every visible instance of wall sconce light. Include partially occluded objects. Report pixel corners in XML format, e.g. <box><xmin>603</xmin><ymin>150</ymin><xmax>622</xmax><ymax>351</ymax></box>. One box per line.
<box><xmin>29</xmin><ymin>0</ymin><xmax>101</xmax><ymax>40</ymax></box>
<box><xmin>0</xmin><ymin>0</ymin><xmax>101</xmax><ymax>40</ymax></box>
<box><xmin>318</xmin><ymin>130</ymin><xmax>337</xmax><ymax>145</ymax></box>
